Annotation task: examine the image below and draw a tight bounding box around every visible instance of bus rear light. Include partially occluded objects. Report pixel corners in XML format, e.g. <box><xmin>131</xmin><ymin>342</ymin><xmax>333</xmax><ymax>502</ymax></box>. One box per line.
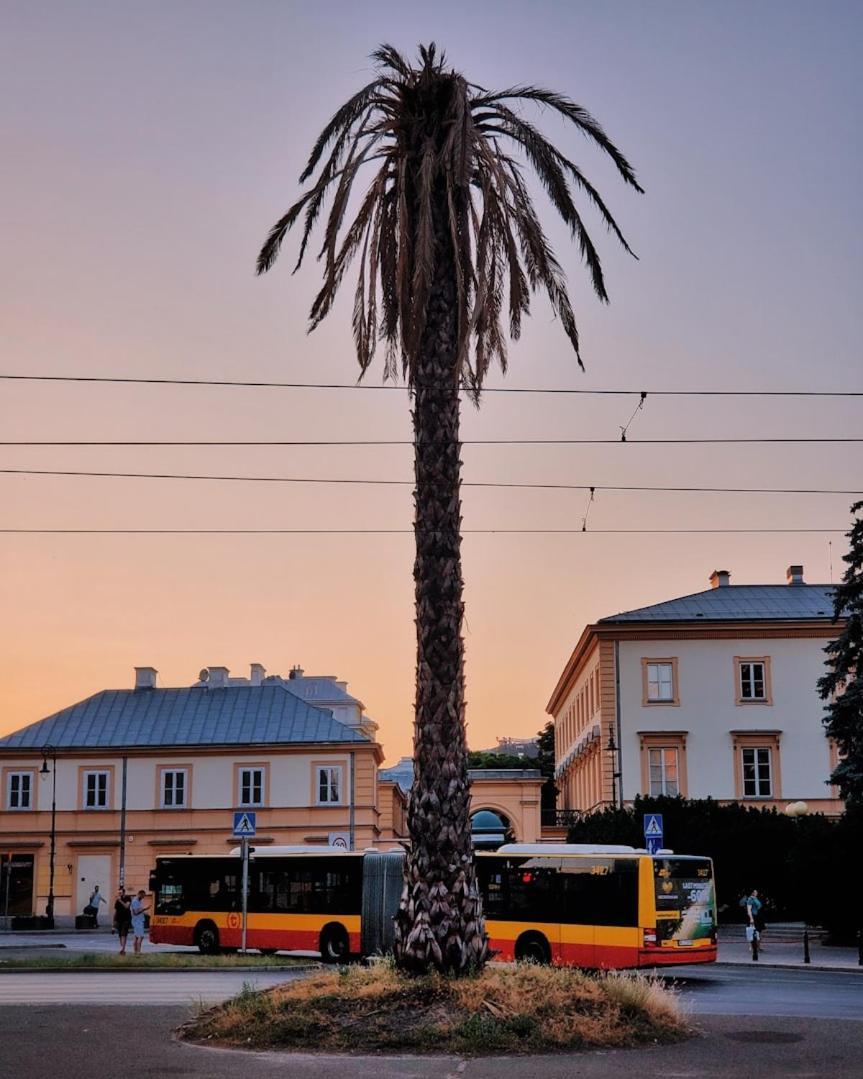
<box><xmin>643</xmin><ymin>929</ymin><xmax>658</xmax><ymax>948</ymax></box>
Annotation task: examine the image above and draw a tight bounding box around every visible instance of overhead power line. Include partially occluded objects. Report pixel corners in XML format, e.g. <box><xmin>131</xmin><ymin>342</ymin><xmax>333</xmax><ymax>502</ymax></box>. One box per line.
<box><xmin>2</xmin><ymin>374</ymin><xmax>862</xmax><ymax>396</ymax></box>
<box><xmin>2</xmin><ymin>438</ymin><xmax>862</xmax><ymax>446</ymax></box>
<box><xmin>2</xmin><ymin>468</ymin><xmax>861</xmax><ymax>496</ymax></box>
<box><xmin>0</xmin><ymin>528</ymin><xmax>847</xmax><ymax>535</ymax></box>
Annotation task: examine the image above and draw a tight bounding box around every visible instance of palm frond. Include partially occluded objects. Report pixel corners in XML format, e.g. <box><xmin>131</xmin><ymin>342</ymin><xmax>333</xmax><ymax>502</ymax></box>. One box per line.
<box><xmin>258</xmin><ymin>43</ymin><xmax>641</xmax><ymax>386</ymax></box>
<box><xmin>299</xmin><ymin>79</ymin><xmax>382</xmax><ymax>182</ymax></box>
<box><xmin>472</xmin><ymin>85</ymin><xmax>644</xmax><ymax>192</ymax></box>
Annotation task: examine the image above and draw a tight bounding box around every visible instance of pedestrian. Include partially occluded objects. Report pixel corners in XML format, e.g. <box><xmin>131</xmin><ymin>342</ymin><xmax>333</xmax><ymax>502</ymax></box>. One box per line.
<box><xmin>113</xmin><ymin>887</ymin><xmax>132</xmax><ymax>955</ymax></box>
<box><xmin>745</xmin><ymin>888</ymin><xmax>766</xmax><ymax>947</ymax></box>
<box><xmin>130</xmin><ymin>889</ymin><xmax>150</xmax><ymax>955</ymax></box>
<box><xmin>85</xmin><ymin>885</ymin><xmax>107</xmax><ymax>927</ymax></box>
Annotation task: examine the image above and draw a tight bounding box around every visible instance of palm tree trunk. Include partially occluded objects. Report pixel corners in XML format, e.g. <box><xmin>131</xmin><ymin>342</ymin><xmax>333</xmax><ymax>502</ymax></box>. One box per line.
<box><xmin>393</xmin><ymin>183</ymin><xmax>488</xmax><ymax>974</ymax></box>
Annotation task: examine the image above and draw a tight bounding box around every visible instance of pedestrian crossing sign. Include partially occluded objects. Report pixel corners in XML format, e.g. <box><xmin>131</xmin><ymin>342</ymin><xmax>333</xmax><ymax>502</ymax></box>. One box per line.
<box><xmin>643</xmin><ymin>813</ymin><xmax>663</xmax><ymax>838</ymax></box>
<box><xmin>232</xmin><ymin>811</ymin><xmax>257</xmax><ymax>837</ymax></box>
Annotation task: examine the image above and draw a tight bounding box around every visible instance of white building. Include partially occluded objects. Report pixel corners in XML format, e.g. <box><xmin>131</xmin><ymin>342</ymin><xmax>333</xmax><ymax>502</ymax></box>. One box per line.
<box><xmin>547</xmin><ymin>566</ymin><xmax>843</xmax><ymax>816</ymax></box>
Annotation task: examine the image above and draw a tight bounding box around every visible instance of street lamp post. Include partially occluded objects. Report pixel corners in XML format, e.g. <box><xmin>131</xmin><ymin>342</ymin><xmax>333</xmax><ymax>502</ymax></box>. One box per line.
<box><xmin>606</xmin><ymin>733</ymin><xmax>622</xmax><ymax>809</ymax></box>
<box><xmin>39</xmin><ymin>745</ymin><xmax>57</xmax><ymax>927</ymax></box>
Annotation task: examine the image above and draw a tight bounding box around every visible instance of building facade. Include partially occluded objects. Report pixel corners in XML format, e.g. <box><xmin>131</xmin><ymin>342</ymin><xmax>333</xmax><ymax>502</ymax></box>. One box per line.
<box><xmin>548</xmin><ymin>566</ymin><xmax>843</xmax><ymax>817</ymax></box>
<box><xmin>0</xmin><ymin>664</ymin><xmax>395</xmax><ymax>923</ymax></box>
<box><xmin>0</xmin><ymin>664</ymin><xmax>541</xmax><ymax>923</ymax></box>
<box><xmin>379</xmin><ymin>757</ymin><xmax>543</xmax><ymax>845</ymax></box>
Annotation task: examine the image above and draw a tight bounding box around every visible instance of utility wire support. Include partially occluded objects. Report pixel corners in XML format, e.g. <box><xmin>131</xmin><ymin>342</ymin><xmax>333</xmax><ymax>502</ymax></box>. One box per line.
<box><xmin>619</xmin><ymin>391</ymin><xmax>647</xmax><ymax>441</ymax></box>
<box><xmin>2</xmin><ymin>374</ymin><xmax>863</xmax><ymax>397</ymax></box>
<box><xmin>581</xmin><ymin>487</ymin><xmax>596</xmax><ymax>531</ymax></box>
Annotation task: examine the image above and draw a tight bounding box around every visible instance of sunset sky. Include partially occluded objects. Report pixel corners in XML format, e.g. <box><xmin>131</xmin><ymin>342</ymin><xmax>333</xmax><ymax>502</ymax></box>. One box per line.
<box><xmin>2</xmin><ymin>1</ymin><xmax>861</xmax><ymax>761</ymax></box>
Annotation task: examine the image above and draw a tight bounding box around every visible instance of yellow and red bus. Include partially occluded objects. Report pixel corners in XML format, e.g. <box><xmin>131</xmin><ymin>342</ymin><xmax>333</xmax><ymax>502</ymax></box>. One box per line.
<box><xmin>149</xmin><ymin>843</ymin><xmax>716</xmax><ymax>968</ymax></box>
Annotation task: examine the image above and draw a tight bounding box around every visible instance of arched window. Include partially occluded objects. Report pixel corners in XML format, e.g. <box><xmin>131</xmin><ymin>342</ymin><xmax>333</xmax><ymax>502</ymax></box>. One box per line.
<box><xmin>470</xmin><ymin>809</ymin><xmax>513</xmax><ymax>849</ymax></box>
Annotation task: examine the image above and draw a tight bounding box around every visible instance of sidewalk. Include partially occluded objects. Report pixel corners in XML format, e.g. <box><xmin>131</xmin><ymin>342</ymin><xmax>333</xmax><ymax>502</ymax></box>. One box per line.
<box><xmin>717</xmin><ymin>939</ymin><xmax>862</xmax><ymax>971</ymax></box>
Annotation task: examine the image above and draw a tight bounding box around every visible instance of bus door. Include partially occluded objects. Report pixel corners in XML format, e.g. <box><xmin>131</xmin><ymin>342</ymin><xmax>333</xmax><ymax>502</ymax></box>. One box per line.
<box><xmin>558</xmin><ymin>860</ymin><xmax>596</xmax><ymax>967</ymax></box>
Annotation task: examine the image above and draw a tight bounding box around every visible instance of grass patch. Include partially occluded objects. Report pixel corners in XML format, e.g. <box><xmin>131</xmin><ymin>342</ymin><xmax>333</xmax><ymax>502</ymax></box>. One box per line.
<box><xmin>0</xmin><ymin>951</ymin><xmax>311</xmax><ymax>971</ymax></box>
<box><xmin>180</xmin><ymin>960</ymin><xmax>689</xmax><ymax>1054</ymax></box>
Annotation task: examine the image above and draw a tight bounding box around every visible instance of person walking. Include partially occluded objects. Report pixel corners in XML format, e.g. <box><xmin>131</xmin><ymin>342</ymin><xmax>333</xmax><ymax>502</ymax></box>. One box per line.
<box><xmin>745</xmin><ymin>888</ymin><xmax>765</xmax><ymax>958</ymax></box>
<box><xmin>86</xmin><ymin>885</ymin><xmax>107</xmax><ymax>927</ymax></box>
<box><xmin>113</xmin><ymin>887</ymin><xmax>132</xmax><ymax>955</ymax></box>
<box><xmin>130</xmin><ymin>889</ymin><xmax>150</xmax><ymax>955</ymax></box>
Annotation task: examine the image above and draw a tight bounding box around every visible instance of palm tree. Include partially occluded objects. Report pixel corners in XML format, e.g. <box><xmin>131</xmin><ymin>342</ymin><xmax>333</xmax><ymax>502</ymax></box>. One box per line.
<box><xmin>257</xmin><ymin>43</ymin><xmax>641</xmax><ymax>974</ymax></box>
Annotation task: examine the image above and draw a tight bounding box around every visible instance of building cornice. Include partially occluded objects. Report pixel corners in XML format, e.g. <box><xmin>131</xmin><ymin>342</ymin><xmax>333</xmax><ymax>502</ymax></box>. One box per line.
<box><xmin>547</xmin><ymin>617</ymin><xmax>842</xmax><ymax>717</ymax></box>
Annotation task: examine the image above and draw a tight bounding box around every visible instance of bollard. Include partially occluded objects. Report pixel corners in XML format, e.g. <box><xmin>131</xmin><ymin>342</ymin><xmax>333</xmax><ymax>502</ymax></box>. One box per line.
<box><xmin>803</xmin><ymin>929</ymin><xmax>810</xmax><ymax>964</ymax></box>
<box><xmin>858</xmin><ymin>928</ymin><xmax>862</xmax><ymax>967</ymax></box>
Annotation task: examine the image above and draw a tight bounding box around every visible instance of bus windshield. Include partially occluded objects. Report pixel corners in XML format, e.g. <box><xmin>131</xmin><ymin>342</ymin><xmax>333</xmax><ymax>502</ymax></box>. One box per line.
<box><xmin>653</xmin><ymin>857</ymin><xmax>715</xmax><ymax>942</ymax></box>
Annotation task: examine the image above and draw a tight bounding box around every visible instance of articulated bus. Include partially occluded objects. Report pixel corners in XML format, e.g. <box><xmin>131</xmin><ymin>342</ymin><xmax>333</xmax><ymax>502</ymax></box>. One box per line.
<box><xmin>149</xmin><ymin>843</ymin><xmax>717</xmax><ymax>968</ymax></box>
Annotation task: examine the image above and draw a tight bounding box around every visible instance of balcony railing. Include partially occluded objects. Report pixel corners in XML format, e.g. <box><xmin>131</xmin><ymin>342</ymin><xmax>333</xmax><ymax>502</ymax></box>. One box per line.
<box><xmin>541</xmin><ymin>809</ymin><xmax>583</xmax><ymax>829</ymax></box>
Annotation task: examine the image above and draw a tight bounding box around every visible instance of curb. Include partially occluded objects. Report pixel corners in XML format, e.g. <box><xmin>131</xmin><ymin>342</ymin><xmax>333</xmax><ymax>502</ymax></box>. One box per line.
<box><xmin>0</xmin><ymin>963</ymin><xmax>319</xmax><ymax>975</ymax></box>
<box><xmin>712</xmin><ymin>959</ymin><xmax>863</xmax><ymax>974</ymax></box>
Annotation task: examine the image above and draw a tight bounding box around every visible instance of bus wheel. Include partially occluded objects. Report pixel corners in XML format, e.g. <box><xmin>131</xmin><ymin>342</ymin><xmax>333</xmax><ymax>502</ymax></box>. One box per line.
<box><xmin>515</xmin><ymin>932</ymin><xmax>551</xmax><ymax>965</ymax></box>
<box><xmin>194</xmin><ymin>921</ymin><xmax>220</xmax><ymax>955</ymax></box>
<box><xmin>319</xmin><ymin>923</ymin><xmax>350</xmax><ymax>964</ymax></box>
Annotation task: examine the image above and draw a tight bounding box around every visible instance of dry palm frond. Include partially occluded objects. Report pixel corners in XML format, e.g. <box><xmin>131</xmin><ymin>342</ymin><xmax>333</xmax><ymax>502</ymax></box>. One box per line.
<box><xmin>258</xmin><ymin>42</ymin><xmax>641</xmax><ymax>392</ymax></box>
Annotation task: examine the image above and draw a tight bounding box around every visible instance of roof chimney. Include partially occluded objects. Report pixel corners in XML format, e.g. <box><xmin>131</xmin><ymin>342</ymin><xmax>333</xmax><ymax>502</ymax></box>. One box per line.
<box><xmin>709</xmin><ymin>569</ymin><xmax>731</xmax><ymax>589</ymax></box>
<box><xmin>786</xmin><ymin>564</ymin><xmax>804</xmax><ymax>586</ymax></box>
<box><xmin>134</xmin><ymin>666</ymin><xmax>158</xmax><ymax>690</ymax></box>
<box><xmin>250</xmin><ymin>663</ymin><xmax>266</xmax><ymax>687</ymax></box>
<box><xmin>207</xmin><ymin>666</ymin><xmax>229</xmax><ymax>689</ymax></box>
<box><xmin>289</xmin><ymin>665</ymin><xmax>304</xmax><ymax>680</ymax></box>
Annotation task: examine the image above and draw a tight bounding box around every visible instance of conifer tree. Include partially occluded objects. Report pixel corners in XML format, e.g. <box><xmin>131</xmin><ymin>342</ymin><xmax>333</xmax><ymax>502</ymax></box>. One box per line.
<box><xmin>818</xmin><ymin>501</ymin><xmax>863</xmax><ymax>804</ymax></box>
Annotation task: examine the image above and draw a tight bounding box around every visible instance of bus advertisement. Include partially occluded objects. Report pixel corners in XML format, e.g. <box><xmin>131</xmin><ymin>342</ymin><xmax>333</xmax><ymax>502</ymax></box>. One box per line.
<box><xmin>149</xmin><ymin>843</ymin><xmax>717</xmax><ymax>969</ymax></box>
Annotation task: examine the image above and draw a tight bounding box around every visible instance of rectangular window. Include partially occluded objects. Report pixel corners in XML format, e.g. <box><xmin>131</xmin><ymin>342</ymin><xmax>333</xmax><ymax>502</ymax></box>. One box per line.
<box><xmin>742</xmin><ymin>747</ymin><xmax>772</xmax><ymax>797</ymax></box>
<box><xmin>739</xmin><ymin>662</ymin><xmax>766</xmax><ymax>701</ymax></box>
<box><xmin>647</xmin><ymin>662</ymin><xmax>674</xmax><ymax>701</ymax></box>
<box><xmin>648</xmin><ymin>748</ymin><xmax>679</xmax><ymax>796</ymax></box>
<box><xmin>161</xmin><ymin>769</ymin><xmax>188</xmax><ymax>809</ymax></box>
<box><xmin>317</xmin><ymin>766</ymin><xmax>343</xmax><ymax>805</ymax></box>
<box><xmin>7</xmin><ymin>772</ymin><xmax>33</xmax><ymax>810</ymax></box>
<box><xmin>238</xmin><ymin>767</ymin><xmax>264</xmax><ymax>807</ymax></box>
<box><xmin>84</xmin><ymin>770</ymin><xmax>109</xmax><ymax>809</ymax></box>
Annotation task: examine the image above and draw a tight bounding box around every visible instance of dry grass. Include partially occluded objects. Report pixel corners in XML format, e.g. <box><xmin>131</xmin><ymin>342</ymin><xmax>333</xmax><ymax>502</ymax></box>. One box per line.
<box><xmin>181</xmin><ymin>960</ymin><xmax>689</xmax><ymax>1055</ymax></box>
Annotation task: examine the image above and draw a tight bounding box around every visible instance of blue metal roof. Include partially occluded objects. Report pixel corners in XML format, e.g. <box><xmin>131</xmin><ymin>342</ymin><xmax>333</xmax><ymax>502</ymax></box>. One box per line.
<box><xmin>599</xmin><ymin>584</ymin><xmax>836</xmax><ymax>623</ymax></box>
<box><xmin>0</xmin><ymin>684</ymin><xmax>371</xmax><ymax>750</ymax></box>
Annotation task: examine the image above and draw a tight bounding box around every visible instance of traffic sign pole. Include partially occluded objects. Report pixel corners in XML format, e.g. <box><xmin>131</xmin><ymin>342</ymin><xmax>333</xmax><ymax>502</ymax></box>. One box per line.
<box><xmin>240</xmin><ymin>837</ymin><xmax>249</xmax><ymax>954</ymax></box>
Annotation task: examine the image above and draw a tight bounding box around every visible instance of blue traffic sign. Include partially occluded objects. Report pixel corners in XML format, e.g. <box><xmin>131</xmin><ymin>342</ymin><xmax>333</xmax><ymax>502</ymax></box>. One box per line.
<box><xmin>643</xmin><ymin>813</ymin><xmax>664</xmax><ymax>854</ymax></box>
<box><xmin>643</xmin><ymin>813</ymin><xmax>664</xmax><ymax>838</ymax></box>
<box><xmin>233</xmin><ymin>811</ymin><xmax>257</xmax><ymax>837</ymax></box>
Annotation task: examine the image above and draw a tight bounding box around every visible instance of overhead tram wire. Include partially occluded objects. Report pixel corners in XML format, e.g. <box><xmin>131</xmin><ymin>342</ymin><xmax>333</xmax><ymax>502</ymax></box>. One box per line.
<box><xmin>2</xmin><ymin>374</ymin><xmax>863</xmax><ymax>397</ymax></box>
<box><xmin>2</xmin><ymin>437</ymin><xmax>862</xmax><ymax>446</ymax></box>
<box><xmin>2</xmin><ymin>468</ymin><xmax>860</xmax><ymax>497</ymax></box>
<box><xmin>0</xmin><ymin>528</ymin><xmax>849</xmax><ymax>535</ymax></box>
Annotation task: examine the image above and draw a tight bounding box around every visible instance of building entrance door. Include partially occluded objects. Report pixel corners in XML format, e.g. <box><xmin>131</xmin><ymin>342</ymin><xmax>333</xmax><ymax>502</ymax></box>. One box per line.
<box><xmin>0</xmin><ymin>853</ymin><xmax>35</xmax><ymax>920</ymax></box>
<box><xmin>76</xmin><ymin>854</ymin><xmax>112</xmax><ymax>916</ymax></box>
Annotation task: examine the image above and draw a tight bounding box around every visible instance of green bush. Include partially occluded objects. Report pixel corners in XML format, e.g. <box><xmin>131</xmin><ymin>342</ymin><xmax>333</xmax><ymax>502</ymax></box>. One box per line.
<box><xmin>567</xmin><ymin>795</ymin><xmax>861</xmax><ymax>936</ymax></box>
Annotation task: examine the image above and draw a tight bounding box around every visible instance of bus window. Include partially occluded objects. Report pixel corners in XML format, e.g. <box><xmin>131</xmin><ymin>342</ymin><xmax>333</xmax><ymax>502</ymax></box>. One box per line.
<box><xmin>476</xmin><ymin>858</ymin><xmax>557</xmax><ymax>923</ymax></box>
<box><xmin>253</xmin><ymin>858</ymin><xmax>362</xmax><ymax>915</ymax></box>
<box><xmin>560</xmin><ymin>859</ymin><xmax>639</xmax><ymax>927</ymax></box>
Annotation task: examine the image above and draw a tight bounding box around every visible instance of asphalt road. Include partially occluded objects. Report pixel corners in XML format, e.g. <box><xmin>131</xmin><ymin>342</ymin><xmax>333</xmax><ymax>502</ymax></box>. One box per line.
<box><xmin>1</xmin><ymin>963</ymin><xmax>860</xmax><ymax>1019</ymax></box>
<box><xmin>1</xmin><ymin>966</ymin><xmax>860</xmax><ymax>1078</ymax></box>
<box><xmin>661</xmin><ymin>964</ymin><xmax>863</xmax><ymax>1021</ymax></box>
<box><xmin>1</xmin><ymin>1007</ymin><xmax>862</xmax><ymax>1079</ymax></box>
